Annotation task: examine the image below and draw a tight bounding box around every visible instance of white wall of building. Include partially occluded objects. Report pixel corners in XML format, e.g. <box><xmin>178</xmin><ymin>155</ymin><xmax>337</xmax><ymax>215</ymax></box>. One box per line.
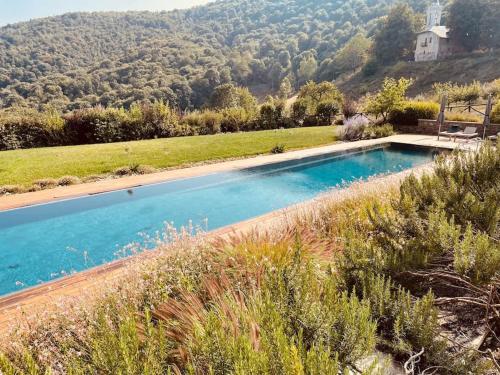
<box><xmin>415</xmin><ymin>32</ymin><xmax>441</xmax><ymax>61</ymax></box>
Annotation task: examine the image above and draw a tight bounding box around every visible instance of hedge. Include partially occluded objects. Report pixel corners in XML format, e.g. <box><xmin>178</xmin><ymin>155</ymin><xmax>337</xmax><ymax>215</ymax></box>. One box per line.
<box><xmin>389</xmin><ymin>101</ymin><xmax>439</xmax><ymax>126</ymax></box>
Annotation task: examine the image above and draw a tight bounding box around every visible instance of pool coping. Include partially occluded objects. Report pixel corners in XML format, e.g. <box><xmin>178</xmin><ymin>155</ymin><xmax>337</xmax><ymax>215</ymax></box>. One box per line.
<box><xmin>0</xmin><ymin>134</ymin><xmax>460</xmax><ymax>212</ymax></box>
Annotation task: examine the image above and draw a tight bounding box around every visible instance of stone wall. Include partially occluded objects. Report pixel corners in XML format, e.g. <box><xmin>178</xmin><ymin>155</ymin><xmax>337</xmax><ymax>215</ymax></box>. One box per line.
<box><xmin>394</xmin><ymin>119</ymin><xmax>500</xmax><ymax>137</ymax></box>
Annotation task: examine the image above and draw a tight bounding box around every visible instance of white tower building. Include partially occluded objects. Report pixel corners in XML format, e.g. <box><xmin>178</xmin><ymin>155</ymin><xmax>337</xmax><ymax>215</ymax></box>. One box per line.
<box><xmin>426</xmin><ymin>1</ymin><xmax>443</xmax><ymax>29</ymax></box>
<box><xmin>415</xmin><ymin>1</ymin><xmax>453</xmax><ymax>62</ymax></box>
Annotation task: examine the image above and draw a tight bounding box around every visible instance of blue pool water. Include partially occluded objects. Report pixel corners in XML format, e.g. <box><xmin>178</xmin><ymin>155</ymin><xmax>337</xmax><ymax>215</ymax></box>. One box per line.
<box><xmin>0</xmin><ymin>145</ymin><xmax>435</xmax><ymax>296</ymax></box>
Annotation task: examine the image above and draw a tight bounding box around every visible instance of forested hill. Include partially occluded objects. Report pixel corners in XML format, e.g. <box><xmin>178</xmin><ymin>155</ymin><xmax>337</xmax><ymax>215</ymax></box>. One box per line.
<box><xmin>0</xmin><ymin>0</ymin><xmax>442</xmax><ymax>111</ymax></box>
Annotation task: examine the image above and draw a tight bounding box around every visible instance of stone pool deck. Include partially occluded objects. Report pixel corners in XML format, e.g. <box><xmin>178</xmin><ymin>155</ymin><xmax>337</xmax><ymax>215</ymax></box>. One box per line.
<box><xmin>0</xmin><ymin>134</ymin><xmax>475</xmax><ymax>211</ymax></box>
<box><xmin>0</xmin><ymin>134</ymin><xmax>480</xmax><ymax>336</ymax></box>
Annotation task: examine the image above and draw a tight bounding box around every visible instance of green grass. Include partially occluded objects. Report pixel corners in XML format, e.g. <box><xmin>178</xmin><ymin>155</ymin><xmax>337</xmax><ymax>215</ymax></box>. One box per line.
<box><xmin>0</xmin><ymin>126</ymin><xmax>336</xmax><ymax>187</ymax></box>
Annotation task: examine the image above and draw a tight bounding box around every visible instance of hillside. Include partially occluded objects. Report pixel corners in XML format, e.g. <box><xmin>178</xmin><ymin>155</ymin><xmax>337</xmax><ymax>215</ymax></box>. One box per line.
<box><xmin>0</xmin><ymin>0</ymin><xmax>433</xmax><ymax>111</ymax></box>
<box><xmin>338</xmin><ymin>50</ymin><xmax>500</xmax><ymax>97</ymax></box>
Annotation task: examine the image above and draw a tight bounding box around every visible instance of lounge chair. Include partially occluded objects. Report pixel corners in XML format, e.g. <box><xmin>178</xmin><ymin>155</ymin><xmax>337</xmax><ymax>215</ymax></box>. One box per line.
<box><xmin>438</xmin><ymin>125</ymin><xmax>461</xmax><ymax>141</ymax></box>
<box><xmin>488</xmin><ymin>132</ymin><xmax>499</xmax><ymax>141</ymax></box>
<box><xmin>454</xmin><ymin>126</ymin><xmax>478</xmax><ymax>142</ymax></box>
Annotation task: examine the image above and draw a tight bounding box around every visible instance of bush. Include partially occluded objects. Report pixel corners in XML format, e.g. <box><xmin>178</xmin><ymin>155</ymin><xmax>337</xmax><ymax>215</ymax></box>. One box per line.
<box><xmin>259</xmin><ymin>100</ymin><xmax>285</xmax><ymax>130</ymax></box>
<box><xmin>221</xmin><ymin>107</ymin><xmax>255</xmax><ymax>132</ymax></box>
<box><xmin>64</xmin><ymin>106</ymin><xmax>127</xmax><ymax>144</ymax></box>
<box><xmin>315</xmin><ymin>101</ymin><xmax>339</xmax><ymax>125</ymax></box>
<box><xmin>433</xmin><ymin>81</ymin><xmax>482</xmax><ymax>104</ymax></box>
<box><xmin>444</xmin><ymin>111</ymin><xmax>482</xmax><ymax>123</ymax></box>
<box><xmin>336</xmin><ymin>115</ymin><xmax>369</xmax><ymax>141</ymax></box>
<box><xmin>0</xmin><ymin>108</ymin><xmax>65</xmax><ymax>150</ymax></box>
<box><xmin>365</xmin><ymin>123</ymin><xmax>394</xmax><ymax>139</ymax></box>
<box><xmin>33</xmin><ymin>178</ymin><xmax>58</xmax><ymax>189</ymax></box>
<box><xmin>342</xmin><ymin>97</ymin><xmax>358</xmax><ymax>119</ymax></box>
<box><xmin>365</xmin><ymin>77</ymin><xmax>413</xmax><ymax>122</ymax></box>
<box><xmin>491</xmin><ymin>102</ymin><xmax>500</xmax><ymax>124</ymax></box>
<box><xmin>0</xmin><ymin>185</ymin><xmax>25</xmax><ymax>195</ymax></box>
<box><xmin>270</xmin><ymin>144</ymin><xmax>285</xmax><ymax>154</ymax></box>
<box><xmin>291</xmin><ymin>99</ymin><xmax>308</xmax><ymax>125</ymax></box>
<box><xmin>182</xmin><ymin>110</ymin><xmax>223</xmax><ymax>135</ymax></box>
<box><xmin>57</xmin><ymin>176</ymin><xmax>81</xmax><ymax>186</ymax></box>
<box><xmin>389</xmin><ymin>101</ymin><xmax>439</xmax><ymax>126</ymax></box>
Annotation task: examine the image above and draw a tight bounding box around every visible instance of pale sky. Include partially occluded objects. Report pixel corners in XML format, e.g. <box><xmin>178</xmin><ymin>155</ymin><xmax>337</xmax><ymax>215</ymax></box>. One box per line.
<box><xmin>0</xmin><ymin>0</ymin><xmax>212</xmax><ymax>26</ymax></box>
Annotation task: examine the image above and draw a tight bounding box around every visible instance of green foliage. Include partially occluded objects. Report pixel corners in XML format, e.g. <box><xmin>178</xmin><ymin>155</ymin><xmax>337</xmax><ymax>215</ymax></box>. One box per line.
<box><xmin>278</xmin><ymin>77</ymin><xmax>293</xmax><ymax>100</ymax></box>
<box><xmin>259</xmin><ymin>98</ymin><xmax>288</xmax><ymax>130</ymax></box>
<box><xmin>389</xmin><ymin>100</ymin><xmax>439</xmax><ymax>126</ymax></box>
<box><xmin>491</xmin><ymin>102</ymin><xmax>500</xmax><ymax>124</ymax></box>
<box><xmin>0</xmin><ymin>107</ymin><xmax>66</xmax><ymax>150</ymax></box>
<box><xmin>370</xmin><ymin>143</ymin><xmax>500</xmax><ymax>282</ymax></box>
<box><xmin>209</xmin><ymin>84</ymin><xmax>257</xmax><ymax>113</ymax></box>
<box><xmin>373</xmin><ymin>4</ymin><xmax>420</xmax><ymax>64</ymax></box>
<box><xmin>271</xmin><ymin>144</ymin><xmax>286</xmax><ymax>154</ymax></box>
<box><xmin>365</xmin><ymin>78</ymin><xmax>413</xmax><ymax>121</ymax></box>
<box><xmin>298</xmin><ymin>82</ymin><xmax>342</xmax><ymax>111</ymax></box>
<box><xmin>315</xmin><ymin>101</ymin><xmax>339</xmax><ymax>125</ymax></box>
<box><xmin>332</xmin><ymin>33</ymin><xmax>371</xmax><ymax>75</ymax></box>
<box><xmin>432</xmin><ymin>81</ymin><xmax>482</xmax><ymax>104</ymax></box>
<box><xmin>183</xmin><ymin>110</ymin><xmax>224</xmax><ymax>135</ymax></box>
<box><xmin>448</xmin><ymin>0</ymin><xmax>484</xmax><ymax>52</ymax></box>
<box><xmin>68</xmin><ymin>309</ymin><xmax>172</xmax><ymax>374</ymax></box>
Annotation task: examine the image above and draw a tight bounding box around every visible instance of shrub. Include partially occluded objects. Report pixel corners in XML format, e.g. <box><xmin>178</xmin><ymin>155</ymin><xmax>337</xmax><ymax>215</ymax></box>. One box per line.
<box><xmin>336</xmin><ymin>115</ymin><xmax>369</xmax><ymax>141</ymax></box>
<box><xmin>491</xmin><ymin>102</ymin><xmax>500</xmax><ymax>124</ymax></box>
<box><xmin>182</xmin><ymin>110</ymin><xmax>223</xmax><ymax>135</ymax></box>
<box><xmin>315</xmin><ymin>101</ymin><xmax>339</xmax><ymax>125</ymax></box>
<box><xmin>57</xmin><ymin>176</ymin><xmax>81</xmax><ymax>186</ymax></box>
<box><xmin>291</xmin><ymin>99</ymin><xmax>308</xmax><ymax>125</ymax></box>
<box><xmin>270</xmin><ymin>144</ymin><xmax>285</xmax><ymax>154</ymax></box>
<box><xmin>259</xmin><ymin>100</ymin><xmax>285</xmax><ymax>130</ymax></box>
<box><xmin>0</xmin><ymin>185</ymin><xmax>25</xmax><ymax>195</ymax></box>
<box><xmin>389</xmin><ymin>101</ymin><xmax>439</xmax><ymax>126</ymax></box>
<box><xmin>365</xmin><ymin>77</ymin><xmax>413</xmax><ymax>121</ymax></box>
<box><xmin>33</xmin><ymin>178</ymin><xmax>58</xmax><ymax>189</ymax></box>
<box><xmin>221</xmin><ymin>107</ymin><xmax>254</xmax><ymax>132</ymax></box>
<box><xmin>365</xmin><ymin>123</ymin><xmax>394</xmax><ymax>139</ymax></box>
<box><xmin>433</xmin><ymin>81</ymin><xmax>482</xmax><ymax>104</ymax></box>
<box><xmin>444</xmin><ymin>111</ymin><xmax>482</xmax><ymax>123</ymax></box>
<box><xmin>64</xmin><ymin>106</ymin><xmax>127</xmax><ymax>144</ymax></box>
<box><xmin>0</xmin><ymin>108</ymin><xmax>65</xmax><ymax>150</ymax></box>
<box><xmin>342</xmin><ymin>97</ymin><xmax>358</xmax><ymax>119</ymax></box>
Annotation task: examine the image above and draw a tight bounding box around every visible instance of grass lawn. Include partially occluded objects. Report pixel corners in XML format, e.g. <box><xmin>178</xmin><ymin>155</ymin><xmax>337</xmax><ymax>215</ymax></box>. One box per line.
<box><xmin>0</xmin><ymin>126</ymin><xmax>336</xmax><ymax>187</ymax></box>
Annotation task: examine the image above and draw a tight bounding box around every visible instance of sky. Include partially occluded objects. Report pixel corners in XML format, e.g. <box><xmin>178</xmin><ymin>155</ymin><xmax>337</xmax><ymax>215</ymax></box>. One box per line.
<box><xmin>0</xmin><ymin>0</ymin><xmax>212</xmax><ymax>26</ymax></box>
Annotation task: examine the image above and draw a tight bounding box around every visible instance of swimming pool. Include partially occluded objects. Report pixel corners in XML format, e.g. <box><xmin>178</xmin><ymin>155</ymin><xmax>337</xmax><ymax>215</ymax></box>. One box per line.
<box><xmin>0</xmin><ymin>144</ymin><xmax>436</xmax><ymax>296</ymax></box>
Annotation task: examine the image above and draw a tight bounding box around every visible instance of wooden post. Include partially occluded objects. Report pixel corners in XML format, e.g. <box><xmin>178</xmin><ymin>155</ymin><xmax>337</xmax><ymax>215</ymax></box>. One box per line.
<box><xmin>483</xmin><ymin>94</ymin><xmax>492</xmax><ymax>140</ymax></box>
<box><xmin>437</xmin><ymin>95</ymin><xmax>447</xmax><ymax>140</ymax></box>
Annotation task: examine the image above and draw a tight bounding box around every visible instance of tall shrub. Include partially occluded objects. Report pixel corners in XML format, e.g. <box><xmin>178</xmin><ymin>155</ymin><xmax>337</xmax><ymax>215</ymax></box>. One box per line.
<box><xmin>389</xmin><ymin>101</ymin><xmax>439</xmax><ymax>126</ymax></box>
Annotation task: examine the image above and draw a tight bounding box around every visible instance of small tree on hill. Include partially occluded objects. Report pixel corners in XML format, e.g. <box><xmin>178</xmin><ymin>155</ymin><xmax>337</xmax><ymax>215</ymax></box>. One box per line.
<box><xmin>365</xmin><ymin>77</ymin><xmax>413</xmax><ymax>121</ymax></box>
<box><xmin>333</xmin><ymin>33</ymin><xmax>371</xmax><ymax>74</ymax></box>
<box><xmin>278</xmin><ymin>77</ymin><xmax>293</xmax><ymax>99</ymax></box>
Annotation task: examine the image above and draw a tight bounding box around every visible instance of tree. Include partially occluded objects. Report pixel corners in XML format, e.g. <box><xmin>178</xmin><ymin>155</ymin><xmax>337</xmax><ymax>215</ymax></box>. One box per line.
<box><xmin>297</xmin><ymin>81</ymin><xmax>343</xmax><ymax>115</ymax></box>
<box><xmin>297</xmin><ymin>54</ymin><xmax>318</xmax><ymax>86</ymax></box>
<box><xmin>373</xmin><ymin>4</ymin><xmax>419</xmax><ymax>64</ymax></box>
<box><xmin>365</xmin><ymin>77</ymin><xmax>413</xmax><ymax>121</ymax></box>
<box><xmin>316</xmin><ymin>101</ymin><xmax>339</xmax><ymax>125</ymax></box>
<box><xmin>208</xmin><ymin>84</ymin><xmax>257</xmax><ymax>113</ymax></box>
<box><xmin>333</xmin><ymin>33</ymin><xmax>371</xmax><ymax>74</ymax></box>
<box><xmin>448</xmin><ymin>0</ymin><xmax>484</xmax><ymax>52</ymax></box>
<box><xmin>479</xmin><ymin>0</ymin><xmax>500</xmax><ymax>50</ymax></box>
<box><xmin>278</xmin><ymin>77</ymin><xmax>292</xmax><ymax>99</ymax></box>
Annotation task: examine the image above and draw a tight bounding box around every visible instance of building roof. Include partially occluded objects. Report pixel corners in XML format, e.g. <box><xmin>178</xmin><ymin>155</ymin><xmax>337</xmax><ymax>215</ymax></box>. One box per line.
<box><xmin>418</xmin><ymin>25</ymin><xmax>449</xmax><ymax>38</ymax></box>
